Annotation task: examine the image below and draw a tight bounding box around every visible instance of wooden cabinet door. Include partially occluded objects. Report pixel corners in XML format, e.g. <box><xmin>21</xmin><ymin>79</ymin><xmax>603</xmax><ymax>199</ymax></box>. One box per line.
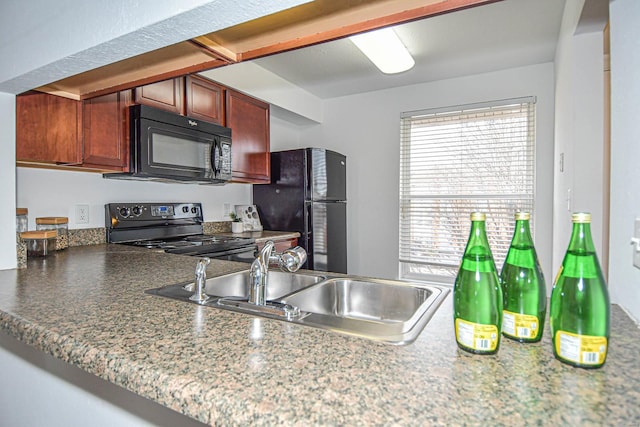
<box><xmin>16</xmin><ymin>92</ymin><xmax>82</xmax><ymax>164</ymax></box>
<box><xmin>82</xmin><ymin>91</ymin><xmax>132</xmax><ymax>171</ymax></box>
<box><xmin>226</xmin><ymin>89</ymin><xmax>270</xmax><ymax>183</ymax></box>
<box><xmin>185</xmin><ymin>75</ymin><xmax>225</xmax><ymax>124</ymax></box>
<box><xmin>134</xmin><ymin>78</ymin><xmax>184</xmax><ymax>114</ymax></box>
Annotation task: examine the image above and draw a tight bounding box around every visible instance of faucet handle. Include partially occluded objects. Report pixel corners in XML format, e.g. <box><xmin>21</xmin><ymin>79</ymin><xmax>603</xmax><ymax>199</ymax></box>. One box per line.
<box><xmin>190</xmin><ymin>257</ymin><xmax>211</xmax><ymax>303</ymax></box>
<box><xmin>196</xmin><ymin>257</ymin><xmax>210</xmax><ymax>276</ymax></box>
<box><xmin>279</xmin><ymin>246</ymin><xmax>307</xmax><ymax>272</ymax></box>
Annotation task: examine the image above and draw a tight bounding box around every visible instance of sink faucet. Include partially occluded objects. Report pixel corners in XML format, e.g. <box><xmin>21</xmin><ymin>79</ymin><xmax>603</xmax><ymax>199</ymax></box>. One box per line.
<box><xmin>249</xmin><ymin>241</ymin><xmax>307</xmax><ymax>306</ymax></box>
<box><xmin>190</xmin><ymin>257</ymin><xmax>210</xmax><ymax>303</ymax></box>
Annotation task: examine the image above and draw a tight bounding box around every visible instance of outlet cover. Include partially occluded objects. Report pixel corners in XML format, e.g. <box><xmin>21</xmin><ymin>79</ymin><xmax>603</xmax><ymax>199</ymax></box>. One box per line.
<box><xmin>76</xmin><ymin>204</ymin><xmax>90</xmax><ymax>224</ymax></box>
<box><xmin>634</xmin><ymin>218</ymin><xmax>640</xmax><ymax>269</ymax></box>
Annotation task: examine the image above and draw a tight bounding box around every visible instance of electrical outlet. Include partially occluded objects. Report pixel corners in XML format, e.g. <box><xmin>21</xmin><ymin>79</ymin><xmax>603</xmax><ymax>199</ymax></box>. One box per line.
<box><xmin>76</xmin><ymin>204</ymin><xmax>90</xmax><ymax>224</ymax></box>
<box><xmin>223</xmin><ymin>203</ymin><xmax>231</xmax><ymax>216</ymax></box>
<box><xmin>633</xmin><ymin>217</ymin><xmax>640</xmax><ymax>269</ymax></box>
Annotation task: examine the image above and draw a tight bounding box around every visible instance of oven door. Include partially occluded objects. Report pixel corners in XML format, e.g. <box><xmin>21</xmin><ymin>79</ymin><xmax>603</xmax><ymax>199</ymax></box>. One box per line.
<box><xmin>199</xmin><ymin>245</ymin><xmax>257</xmax><ymax>263</ymax></box>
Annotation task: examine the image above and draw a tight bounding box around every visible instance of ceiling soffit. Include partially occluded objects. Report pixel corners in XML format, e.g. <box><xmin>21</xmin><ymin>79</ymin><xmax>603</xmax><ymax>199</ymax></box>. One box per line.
<box><xmin>36</xmin><ymin>0</ymin><xmax>499</xmax><ymax>99</ymax></box>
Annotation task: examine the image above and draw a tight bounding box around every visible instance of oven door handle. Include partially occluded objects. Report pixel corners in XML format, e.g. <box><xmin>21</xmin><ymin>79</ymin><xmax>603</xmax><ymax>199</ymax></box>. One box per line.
<box><xmin>197</xmin><ymin>245</ymin><xmax>258</xmax><ymax>258</ymax></box>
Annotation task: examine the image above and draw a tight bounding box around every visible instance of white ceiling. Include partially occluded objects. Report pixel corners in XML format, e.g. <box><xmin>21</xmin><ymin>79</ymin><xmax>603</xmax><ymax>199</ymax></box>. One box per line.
<box><xmin>252</xmin><ymin>0</ymin><xmax>567</xmax><ymax>99</ymax></box>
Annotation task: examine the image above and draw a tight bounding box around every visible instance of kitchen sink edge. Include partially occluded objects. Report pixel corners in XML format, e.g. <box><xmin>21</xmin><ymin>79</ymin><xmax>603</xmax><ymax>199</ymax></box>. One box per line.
<box><xmin>145</xmin><ymin>270</ymin><xmax>450</xmax><ymax>345</ymax></box>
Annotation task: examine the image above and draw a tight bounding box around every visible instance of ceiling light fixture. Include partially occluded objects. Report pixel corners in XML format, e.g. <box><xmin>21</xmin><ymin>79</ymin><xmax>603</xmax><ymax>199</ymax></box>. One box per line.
<box><xmin>349</xmin><ymin>27</ymin><xmax>415</xmax><ymax>74</ymax></box>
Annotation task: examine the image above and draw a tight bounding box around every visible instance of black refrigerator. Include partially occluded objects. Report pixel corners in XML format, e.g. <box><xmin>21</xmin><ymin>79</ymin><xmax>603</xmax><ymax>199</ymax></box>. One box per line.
<box><xmin>253</xmin><ymin>148</ymin><xmax>347</xmax><ymax>273</ymax></box>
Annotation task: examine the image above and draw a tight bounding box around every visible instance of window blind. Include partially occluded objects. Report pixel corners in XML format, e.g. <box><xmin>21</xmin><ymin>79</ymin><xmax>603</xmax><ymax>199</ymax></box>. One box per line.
<box><xmin>399</xmin><ymin>97</ymin><xmax>536</xmax><ymax>282</ymax></box>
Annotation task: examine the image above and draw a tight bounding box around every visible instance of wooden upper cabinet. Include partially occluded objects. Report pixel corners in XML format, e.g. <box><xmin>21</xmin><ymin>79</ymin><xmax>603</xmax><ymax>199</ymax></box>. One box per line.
<box><xmin>185</xmin><ymin>75</ymin><xmax>225</xmax><ymax>124</ymax></box>
<box><xmin>225</xmin><ymin>89</ymin><xmax>270</xmax><ymax>183</ymax></box>
<box><xmin>82</xmin><ymin>91</ymin><xmax>132</xmax><ymax>171</ymax></box>
<box><xmin>134</xmin><ymin>78</ymin><xmax>184</xmax><ymax>114</ymax></box>
<box><xmin>16</xmin><ymin>92</ymin><xmax>82</xmax><ymax>165</ymax></box>
<box><xmin>16</xmin><ymin>75</ymin><xmax>271</xmax><ymax>177</ymax></box>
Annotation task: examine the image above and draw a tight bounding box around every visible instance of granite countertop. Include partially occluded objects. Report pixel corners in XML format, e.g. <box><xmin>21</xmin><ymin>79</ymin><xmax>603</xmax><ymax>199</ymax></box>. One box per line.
<box><xmin>1</xmin><ymin>244</ymin><xmax>639</xmax><ymax>426</ymax></box>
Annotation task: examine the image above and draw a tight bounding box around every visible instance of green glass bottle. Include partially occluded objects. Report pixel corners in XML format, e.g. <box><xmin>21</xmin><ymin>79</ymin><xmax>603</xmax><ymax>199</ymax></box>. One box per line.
<box><xmin>500</xmin><ymin>212</ymin><xmax>546</xmax><ymax>342</ymax></box>
<box><xmin>550</xmin><ymin>212</ymin><xmax>610</xmax><ymax>368</ymax></box>
<box><xmin>454</xmin><ymin>212</ymin><xmax>503</xmax><ymax>354</ymax></box>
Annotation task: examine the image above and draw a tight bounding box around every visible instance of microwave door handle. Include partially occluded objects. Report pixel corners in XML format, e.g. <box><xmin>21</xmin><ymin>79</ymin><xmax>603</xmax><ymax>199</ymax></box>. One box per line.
<box><xmin>211</xmin><ymin>142</ymin><xmax>220</xmax><ymax>177</ymax></box>
<box><xmin>216</xmin><ymin>142</ymin><xmax>222</xmax><ymax>175</ymax></box>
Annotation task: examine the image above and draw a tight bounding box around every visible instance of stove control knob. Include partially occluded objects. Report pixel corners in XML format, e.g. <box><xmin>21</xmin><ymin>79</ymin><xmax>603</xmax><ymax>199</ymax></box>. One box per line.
<box><xmin>119</xmin><ymin>207</ymin><xmax>130</xmax><ymax>218</ymax></box>
<box><xmin>191</xmin><ymin>206</ymin><xmax>199</xmax><ymax>214</ymax></box>
<box><xmin>132</xmin><ymin>206</ymin><xmax>142</xmax><ymax>216</ymax></box>
<box><xmin>182</xmin><ymin>206</ymin><xmax>189</xmax><ymax>213</ymax></box>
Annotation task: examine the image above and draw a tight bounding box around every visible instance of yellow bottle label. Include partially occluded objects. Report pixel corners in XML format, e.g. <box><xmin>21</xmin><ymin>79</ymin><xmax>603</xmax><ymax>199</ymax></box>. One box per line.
<box><xmin>455</xmin><ymin>318</ymin><xmax>499</xmax><ymax>351</ymax></box>
<box><xmin>554</xmin><ymin>330</ymin><xmax>608</xmax><ymax>365</ymax></box>
<box><xmin>502</xmin><ymin>310</ymin><xmax>539</xmax><ymax>339</ymax></box>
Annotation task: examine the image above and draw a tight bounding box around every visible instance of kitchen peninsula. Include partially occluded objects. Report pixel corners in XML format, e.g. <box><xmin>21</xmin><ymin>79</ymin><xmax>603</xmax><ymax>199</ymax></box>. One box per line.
<box><xmin>1</xmin><ymin>245</ymin><xmax>639</xmax><ymax>426</ymax></box>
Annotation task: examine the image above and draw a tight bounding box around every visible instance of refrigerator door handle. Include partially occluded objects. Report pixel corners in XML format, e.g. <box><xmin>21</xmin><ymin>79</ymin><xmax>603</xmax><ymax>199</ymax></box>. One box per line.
<box><xmin>304</xmin><ymin>201</ymin><xmax>312</xmax><ymax>238</ymax></box>
<box><xmin>304</xmin><ymin>201</ymin><xmax>313</xmax><ymax>269</ymax></box>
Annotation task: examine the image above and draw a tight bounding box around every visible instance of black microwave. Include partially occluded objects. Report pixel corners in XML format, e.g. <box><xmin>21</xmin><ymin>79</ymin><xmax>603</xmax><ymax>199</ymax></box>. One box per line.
<box><xmin>103</xmin><ymin>104</ymin><xmax>232</xmax><ymax>184</ymax></box>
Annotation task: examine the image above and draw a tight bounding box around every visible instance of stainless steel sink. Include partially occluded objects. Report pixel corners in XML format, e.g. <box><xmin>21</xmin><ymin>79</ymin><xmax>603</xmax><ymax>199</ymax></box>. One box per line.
<box><xmin>281</xmin><ymin>278</ymin><xmax>448</xmax><ymax>344</ymax></box>
<box><xmin>146</xmin><ymin>270</ymin><xmax>449</xmax><ymax>345</ymax></box>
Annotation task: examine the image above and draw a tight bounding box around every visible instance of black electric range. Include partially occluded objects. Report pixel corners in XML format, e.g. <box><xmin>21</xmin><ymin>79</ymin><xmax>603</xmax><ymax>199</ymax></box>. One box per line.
<box><xmin>105</xmin><ymin>202</ymin><xmax>257</xmax><ymax>262</ymax></box>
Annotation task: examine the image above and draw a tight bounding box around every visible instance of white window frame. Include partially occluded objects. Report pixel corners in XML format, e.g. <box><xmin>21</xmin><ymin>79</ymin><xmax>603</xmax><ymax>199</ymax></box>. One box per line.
<box><xmin>399</xmin><ymin>97</ymin><xmax>536</xmax><ymax>284</ymax></box>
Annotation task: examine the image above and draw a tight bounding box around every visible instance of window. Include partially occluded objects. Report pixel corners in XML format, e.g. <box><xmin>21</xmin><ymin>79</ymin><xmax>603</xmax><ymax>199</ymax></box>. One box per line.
<box><xmin>399</xmin><ymin>97</ymin><xmax>536</xmax><ymax>283</ymax></box>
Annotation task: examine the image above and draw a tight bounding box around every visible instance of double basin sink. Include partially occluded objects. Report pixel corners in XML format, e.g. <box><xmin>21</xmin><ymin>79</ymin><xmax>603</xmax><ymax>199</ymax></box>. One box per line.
<box><xmin>146</xmin><ymin>269</ymin><xmax>449</xmax><ymax>345</ymax></box>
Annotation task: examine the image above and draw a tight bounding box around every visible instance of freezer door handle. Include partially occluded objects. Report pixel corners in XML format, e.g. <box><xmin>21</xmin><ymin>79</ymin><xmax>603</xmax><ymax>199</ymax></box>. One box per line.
<box><xmin>304</xmin><ymin>201</ymin><xmax>314</xmax><ymax>269</ymax></box>
<box><xmin>304</xmin><ymin>201</ymin><xmax>312</xmax><ymax>238</ymax></box>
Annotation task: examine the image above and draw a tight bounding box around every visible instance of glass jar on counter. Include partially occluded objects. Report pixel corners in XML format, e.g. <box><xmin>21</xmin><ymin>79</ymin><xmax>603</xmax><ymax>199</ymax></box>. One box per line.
<box><xmin>16</xmin><ymin>208</ymin><xmax>28</xmax><ymax>232</ymax></box>
<box><xmin>36</xmin><ymin>217</ymin><xmax>69</xmax><ymax>250</ymax></box>
<box><xmin>21</xmin><ymin>230</ymin><xmax>57</xmax><ymax>257</ymax></box>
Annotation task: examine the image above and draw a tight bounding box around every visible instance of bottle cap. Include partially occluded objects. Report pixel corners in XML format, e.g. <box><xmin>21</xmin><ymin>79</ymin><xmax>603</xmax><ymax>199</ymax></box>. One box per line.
<box><xmin>515</xmin><ymin>212</ymin><xmax>530</xmax><ymax>220</ymax></box>
<box><xmin>36</xmin><ymin>217</ymin><xmax>69</xmax><ymax>225</ymax></box>
<box><xmin>572</xmin><ymin>212</ymin><xmax>591</xmax><ymax>223</ymax></box>
<box><xmin>20</xmin><ymin>230</ymin><xmax>57</xmax><ymax>239</ymax></box>
<box><xmin>470</xmin><ymin>212</ymin><xmax>486</xmax><ymax>221</ymax></box>
<box><xmin>16</xmin><ymin>208</ymin><xmax>28</xmax><ymax>216</ymax></box>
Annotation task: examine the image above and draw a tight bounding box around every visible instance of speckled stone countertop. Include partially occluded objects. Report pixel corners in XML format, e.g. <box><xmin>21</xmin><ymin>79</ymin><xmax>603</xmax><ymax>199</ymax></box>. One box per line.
<box><xmin>1</xmin><ymin>244</ymin><xmax>639</xmax><ymax>426</ymax></box>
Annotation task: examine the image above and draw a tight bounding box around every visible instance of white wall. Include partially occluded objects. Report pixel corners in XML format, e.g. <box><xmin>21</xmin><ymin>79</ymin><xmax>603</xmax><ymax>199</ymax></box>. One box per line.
<box><xmin>300</xmin><ymin>63</ymin><xmax>555</xmax><ymax>282</ymax></box>
<box><xmin>17</xmin><ymin>168</ymin><xmax>252</xmax><ymax>229</ymax></box>
<box><xmin>609</xmin><ymin>0</ymin><xmax>640</xmax><ymax>322</ymax></box>
<box><xmin>269</xmin><ymin>115</ymin><xmax>309</xmax><ymax>152</ymax></box>
<box><xmin>552</xmin><ymin>0</ymin><xmax>640</xmax><ymax>322</ymax></box>
<box><xmin>553</xmin><ymin>0</ymin><xmax>608</xmax><ymax>280</ymax></box>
